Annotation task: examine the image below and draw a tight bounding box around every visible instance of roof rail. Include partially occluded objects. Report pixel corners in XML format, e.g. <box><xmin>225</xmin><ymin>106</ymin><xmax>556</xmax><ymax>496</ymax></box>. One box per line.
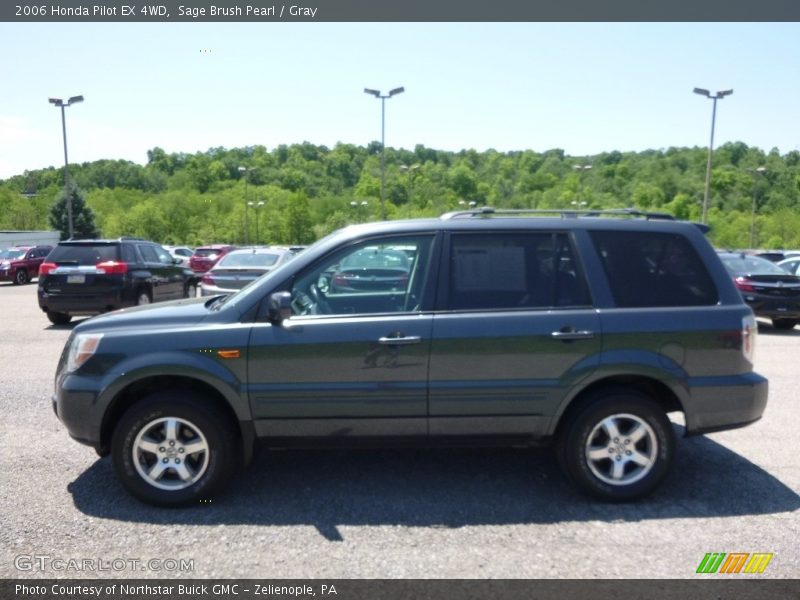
<box><xmin>439</xmin><ymin>206</ymin><xmax>711</xmax><ymax>234</ymax></box>
<box><xmin>440</xmin><ymin>206</ymin><xmax>677</xmax><ymax>221</ymax></box>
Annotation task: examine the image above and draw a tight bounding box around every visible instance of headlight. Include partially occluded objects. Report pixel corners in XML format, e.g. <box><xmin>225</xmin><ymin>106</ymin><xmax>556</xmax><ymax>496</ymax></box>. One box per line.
<box><xmin>66</xmin><ymin>333</ymin><xmax>104</xmax><ymax>372</ymax></box>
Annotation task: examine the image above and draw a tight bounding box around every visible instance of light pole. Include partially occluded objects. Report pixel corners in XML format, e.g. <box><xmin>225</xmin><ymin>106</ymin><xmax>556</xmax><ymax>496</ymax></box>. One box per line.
<box><xmin>48</xmin><ymin>95</ymin><xmax>84</xmax><ymax>238</ymax></box>
<box><xmin>400</xmin><ymin>163</ymin><xmax>420</xmax><ymax>206</ymax></box>
<box><xmin>573</xmin><ymin>164</ymin><xmax>592</xmax><ymax>207</ymax></box>
<box><xmin>748</xmin><ymin>166</ymin><xmax>767</xmax><ymax>248</ymax></box>
<box><xmin>248</xmin><ymin>200</ymin><xmax>265</xmax><ymax>245</ymax></box>
<box><xmin>238</xmin><ymin>166</ymin><xmax>254</xmax><ymax>244</ymax></box>
<box><xmin>694</xmin><ymin>87</ymin><xmax>733</xmax><ymax>224</ymax></box>
<box><xmin>364</xmin><ymin>86</ymin><xmax>405</xmax><ymax>220</ymax></box>
<box><xmin>349</xmin><ymin>200</ymin><xmax>368</xmax><ymax>222</ymax></box>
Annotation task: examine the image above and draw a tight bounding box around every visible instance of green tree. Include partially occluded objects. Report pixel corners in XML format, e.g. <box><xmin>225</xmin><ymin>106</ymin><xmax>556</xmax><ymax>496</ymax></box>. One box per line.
<box><xmin>49</xmin><ymin>185</ymin><xmax>100</xmax><ymax>240</ymax></box>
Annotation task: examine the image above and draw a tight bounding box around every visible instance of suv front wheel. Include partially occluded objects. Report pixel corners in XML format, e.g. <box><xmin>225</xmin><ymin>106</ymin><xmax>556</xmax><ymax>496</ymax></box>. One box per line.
<box><xmin>111</xmin><ymin>392</ymin><xmax>239</xmax><ymax>506</ymax></box>
<box><xmin>557</xmin><ymin>389</ymin><xmax>675</xmax><ymax>501</ymax></box>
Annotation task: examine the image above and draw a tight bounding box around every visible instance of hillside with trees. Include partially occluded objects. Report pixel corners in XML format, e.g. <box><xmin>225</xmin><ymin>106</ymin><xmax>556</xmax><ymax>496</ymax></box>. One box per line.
<box><xmin>1</xmin><ymin>141</ymin><xmax>799</xmax><ymax>248</ymax></box>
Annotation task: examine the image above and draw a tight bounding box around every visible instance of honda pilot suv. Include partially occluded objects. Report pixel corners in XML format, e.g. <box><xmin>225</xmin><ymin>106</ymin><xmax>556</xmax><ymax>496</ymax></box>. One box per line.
<box><xmin>51</xmin><ymin>209</ymin><xmax>768</xmax><ymax>506</ymax></box>
<box><xmin>39</xmin><ymin>238</ymin><xmax>200</xmax><ymax>325</ymax></box>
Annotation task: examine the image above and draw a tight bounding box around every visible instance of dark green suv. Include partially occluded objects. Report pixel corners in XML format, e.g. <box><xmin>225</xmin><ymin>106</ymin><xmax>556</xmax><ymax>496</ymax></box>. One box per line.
<box><xmin>52</xmin><ymin>209</ymin><xmax>768</xmax><ymax>506</ymax></box>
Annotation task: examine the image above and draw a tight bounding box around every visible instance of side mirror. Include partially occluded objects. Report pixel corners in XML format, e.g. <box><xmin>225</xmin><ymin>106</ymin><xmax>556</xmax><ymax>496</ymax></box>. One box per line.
<box><xmin>268</xmin><ymin>291</ymin><xmax>293</xmax><ymax>323</ymax></box>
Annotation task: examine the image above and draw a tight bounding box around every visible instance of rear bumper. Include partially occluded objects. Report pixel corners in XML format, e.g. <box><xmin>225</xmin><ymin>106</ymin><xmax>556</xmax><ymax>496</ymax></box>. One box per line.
<box><xmin>38</xmin><ymin>288</ymin><xmax>131</xmax><ymax>315</ymax></box>
<box><xmin>684</xmin><ymin>372</ymin><xmax>768</xmax><ymax>435</ymax></box>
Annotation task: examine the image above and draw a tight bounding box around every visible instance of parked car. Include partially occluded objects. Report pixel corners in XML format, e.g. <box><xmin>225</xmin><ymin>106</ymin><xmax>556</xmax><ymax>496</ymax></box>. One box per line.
<box><xmin>201</xmin><ymin>247</ymin><xmax>295</xmax><ymax>296</ymax></box>
<box><xmin>188</xmin><ymin>245</ymin><xmax>236</xmax><ymax>273</ymax></box>
<box><xmin>328</xmin><ymin>247</ymin><xmax>411</xmax><ymax>293</ymax></box>
<box><xmin>52</xmin><ymin>209</ymin><xmax>767</xmax><ymax>506</ymax></box>
<box><xmin>777</xmin><ymin>256</ymin><xmax>800</xmax><ymax>276</ymax></box>
<box><xmin>0</xmin><ymin>245</ymin><xmax>53</xmax><ymax>285</ymax></box>
<box><xmin>38</xmin><ymin>238</ymin><xmax>200</xmax><ymax>325</ymax></box>
<box><xmin>719</xmin><ymin>252</ymin><xmax>800</xmax><ymax>330</ymax></box>
<box><xmin>163</xmin><ymin>245</ymin><xmax>194</xmax><ymax>265</ymax></box>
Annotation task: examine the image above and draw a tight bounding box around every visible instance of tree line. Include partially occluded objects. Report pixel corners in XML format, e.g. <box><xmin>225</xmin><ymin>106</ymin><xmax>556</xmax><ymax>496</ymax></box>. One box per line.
<box><xmin>1</xmin><ymin>141</ymin><xmax>799</xmax><ymax>249</ymax></box>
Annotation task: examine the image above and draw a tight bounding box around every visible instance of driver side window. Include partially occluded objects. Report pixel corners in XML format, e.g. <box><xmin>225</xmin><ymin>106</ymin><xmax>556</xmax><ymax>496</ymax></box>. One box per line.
<box><xmin>291</xmin><ymin>236</ymin><xmax>433</xmax><ymax>317</ymax></box>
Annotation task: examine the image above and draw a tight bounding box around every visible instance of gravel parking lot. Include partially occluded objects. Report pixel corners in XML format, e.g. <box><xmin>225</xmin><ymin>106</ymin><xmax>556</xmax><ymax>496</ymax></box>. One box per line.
<box><xmin>1</xmin><ymin>281</ymin><xmax>797</xmax><ymax>579</ymax></box>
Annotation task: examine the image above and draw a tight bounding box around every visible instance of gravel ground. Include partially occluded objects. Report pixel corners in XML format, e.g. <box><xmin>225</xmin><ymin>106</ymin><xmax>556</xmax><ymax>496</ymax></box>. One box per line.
<box><xmin>1</xmin><ymin>281</ymin><xmax>797</xmax><ymax>579</ymax></box>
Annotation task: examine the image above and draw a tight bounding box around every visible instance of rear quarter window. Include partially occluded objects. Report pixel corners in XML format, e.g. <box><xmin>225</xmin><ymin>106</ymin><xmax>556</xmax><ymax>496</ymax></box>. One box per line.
<box><xmin>590</xmin><ymin>231</ymin><xmax>718</xmax><ymax>307</ymax></box>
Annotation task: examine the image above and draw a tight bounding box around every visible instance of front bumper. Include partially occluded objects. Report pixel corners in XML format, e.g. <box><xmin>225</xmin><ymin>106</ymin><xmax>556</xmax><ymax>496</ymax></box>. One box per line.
<box><xmin>52</xmin><ymin>373</ymin><xmax>105</xmax><ymax>449</ymax></box>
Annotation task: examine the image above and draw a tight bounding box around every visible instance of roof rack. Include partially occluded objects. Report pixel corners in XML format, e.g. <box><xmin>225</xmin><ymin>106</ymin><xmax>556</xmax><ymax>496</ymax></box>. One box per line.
<box><xmin>440</xmin><ymin>206</ymin><xmax>677</xmax><ymax>221</ymax></box>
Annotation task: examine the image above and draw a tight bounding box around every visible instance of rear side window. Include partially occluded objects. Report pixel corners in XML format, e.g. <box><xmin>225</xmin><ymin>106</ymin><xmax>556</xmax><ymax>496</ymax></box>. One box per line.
<box><xmin>48</xmin><ymin>244</ymin><xmax>119</xmax><ymax>265</ymax></box>
<box><xmin>590</xmin><ymin>231</ymin><xmax>718</xmax><ymax>307</ymax></box>
<box><xmin>137</xmin><ymin>244</ymin><xmax>160</xmax><ymax>263</ymax></box>
<box><xmin>447</xmin><ymin>233</ymin><xmax>590</xmax><ymax>310</ymax></box>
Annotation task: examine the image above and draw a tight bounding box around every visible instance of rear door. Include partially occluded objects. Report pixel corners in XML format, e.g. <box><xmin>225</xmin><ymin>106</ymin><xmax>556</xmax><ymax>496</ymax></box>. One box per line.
<box><xmin>428</xmin><ymin>231</ymin><xmax>601</xmax><ymax>438</ymax></box>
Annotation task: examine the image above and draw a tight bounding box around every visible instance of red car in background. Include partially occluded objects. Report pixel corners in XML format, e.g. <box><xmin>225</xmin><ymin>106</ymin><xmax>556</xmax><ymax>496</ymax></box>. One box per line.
<box><xmin>188</xmin><ymin>245</ymin><xmax>236</xmax><ymax>273</ymax></box>
<box><xmin>0</xmin><ymin>245</ymin><xmax>53</xmax><ymax>285</ymax></box>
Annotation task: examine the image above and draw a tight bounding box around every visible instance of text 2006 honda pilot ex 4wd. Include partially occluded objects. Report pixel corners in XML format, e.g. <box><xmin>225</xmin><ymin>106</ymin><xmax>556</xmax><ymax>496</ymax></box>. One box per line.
<box><xmin>52</xmin><ymin>209</ymin><xmax>768</xmax><ymax>506</ymax></box>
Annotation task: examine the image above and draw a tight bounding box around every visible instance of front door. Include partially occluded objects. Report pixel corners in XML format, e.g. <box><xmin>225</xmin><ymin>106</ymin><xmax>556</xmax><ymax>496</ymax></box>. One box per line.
<box><xmin>247</xmin><ymin>234</ymin><xmax>437</xmax><ymax>439</ymax></box>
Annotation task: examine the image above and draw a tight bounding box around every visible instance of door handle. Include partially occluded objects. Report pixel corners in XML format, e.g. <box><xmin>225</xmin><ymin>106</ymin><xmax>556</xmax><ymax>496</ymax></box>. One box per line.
<box><xmin>378</xmin><ymin>335</ymin><xmax>422</xmax><ymax>346</ymax></box>
<box><xmin>551</xmin><ymin>329</ymin><xmax>595</xmax><ymax>340</ymax></box>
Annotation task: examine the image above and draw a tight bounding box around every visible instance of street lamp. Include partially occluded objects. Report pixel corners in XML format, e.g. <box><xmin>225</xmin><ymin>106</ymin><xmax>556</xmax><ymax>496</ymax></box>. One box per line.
<box><xmin>48</xmin><ymin>95</ymin><xmax>84</xmax><ymax>238</ymax></box>
<box><xmin>349</xmin><ymin>200</ymin><xmax>368</xmax><ymax>222</ymax></box>
<box><xmin>400</xmin><ymin>163</ymin><xmax>420</xmax><ymax>206</ymax></box>
<box><xmin>694</xmin><ymin>87</ymin><xmax>733</xmax><ymax>224</ymax></box>
<box><xmin>364</xmin><ymin>86</ymin><xmax>405</xmax><ymax>220</ymax></box>
<box><xmin>573</xmin><ymin>164</ymin><xmax>592</xmax><ymax>207</ymax></box>
<box><xmin>748</xmin><ymin>166</ymin><xmax>767</xmax><ymax>248</ymax></box>
<box><xmin>238</xmin><ymin>166</ymin><xmax>255</xmax><ymax>244</ymax></box>
<box><xmin>248</xmin><ymin>200</ymin><xmax>265</xmax><ymax>245</ymax></box>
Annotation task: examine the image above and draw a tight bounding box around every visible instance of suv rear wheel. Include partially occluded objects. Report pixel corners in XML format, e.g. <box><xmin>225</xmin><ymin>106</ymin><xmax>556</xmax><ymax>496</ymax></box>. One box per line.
<box><xmin>13</xmin><ymin>269</ymin><xmax>28</xmax><ymax>285</ymax></box>
<box><xmin>772</xmin><ymin>318</ymin><xmax>797</xmax><ymax>330</ymax></box>
<box><xmin>111</xmin><ymin>391</ymin><xmax>239</xmax><ymax>506</ymax></box>
<box><xmin>135</xmin><ymin>289</ymin><xmax>151</xmax><ymax>306</ymax></box>
<box><xmin>557</xmin><ymin>389</ymin><xmax>675</xmax><ymax>501</ymax></box>
<box><xmin>46</xmin><ymin>311</ymin><xmax>72</xmax><ymax>325</ymax></box>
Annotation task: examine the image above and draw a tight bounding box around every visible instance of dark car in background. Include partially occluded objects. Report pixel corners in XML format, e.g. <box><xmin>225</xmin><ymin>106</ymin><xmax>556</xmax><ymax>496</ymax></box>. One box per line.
<box><xmin>188</xmin><ymin>245</ymin><xmax>236</xmax><ymax>273</ymax></box>
<box><xmin>38</xmin><ymin>238</ymin><xmax>200</xmax><ymax>325</ymax></box>
<box><xmin>200</xmin><ymin>247</ymin><xmax>295</xmax><ymax>296</ymax></box>
<box><xmin>0</xmin><ymin>245</ymin><xmax>53</xmax><ymax>285</ymax></box>
<box><xmin>719</xmin><ymin>252</ymin><xmax>800</xmax><ymax>330</ymax></box>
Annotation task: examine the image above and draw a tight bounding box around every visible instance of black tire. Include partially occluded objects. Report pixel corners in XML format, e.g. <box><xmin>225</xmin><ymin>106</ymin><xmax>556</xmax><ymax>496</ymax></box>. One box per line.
<box><xmin>111</xmin><ymin>391</ymin><xmax>240</xmax><ymax>507</ymax></box>
<box><xmin>47</xmin><ymin>311</ymin><xmax>72</xmax><ymax>325</ymax></box>
<box><xmin>772</xmin><ymin>318</ymin><xmax>797</xmax><ymax>330</ymax></box>
<box><xmin>13</xmin><ymin>269</ymin><xmax>28</xmax><ymax>285</ymax></box>
<box><xmin>135</xmin><ymin>288</ymin><xmax>152</xmax><ymax>306</ymax></box>
<box><xmin>556</xmin><ymin>389</ymin><xmax>675</xmax><ymax>501</ymax></box>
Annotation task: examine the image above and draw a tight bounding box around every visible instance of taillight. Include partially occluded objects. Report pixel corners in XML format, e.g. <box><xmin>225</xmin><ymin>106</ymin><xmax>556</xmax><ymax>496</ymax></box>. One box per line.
<box><xmin>742</xmin><ymin>314</ymin><xmax>757</xmax><ymax>363</ymax></box>
<box><xmin>735</xmin><ymin>277</ymin><xmax>755</xmax><ymax>293</ymax></box>
<box><xmin>39</xmin><ymin>262</ymin><xmax>57</xmax><ymax>276</ymax></box>
<box><xmin>96</xmin><ymin>261</ymin><xmax>128</xmax><ymax>274</ymax></box>
<box><xmin>332</xmin><ymin>274</ymin><xmax>346</xmax><ymax>287</ymax></box>
<box><xmin>202</xmin><ymin>273</ymin><xmax>215</xmax><ymax>285</ymax></box>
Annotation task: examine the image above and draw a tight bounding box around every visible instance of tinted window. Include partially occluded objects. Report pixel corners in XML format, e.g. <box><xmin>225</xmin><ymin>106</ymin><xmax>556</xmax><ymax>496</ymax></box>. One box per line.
<box><xmin>121</xmin><ymin>244</ymin><xmax>137</xmax><ymax>263</ymax></box>
<box><xmin>590</xmin><ymin>231</ymin><xmax>718</xmax><ymax>307</ymax></box>
<box><xmin>447</xmin><ymin>233</ymin><xmax>590</xmax><ymax>310</ymax></box>
<box><xmin>138</xmin><ymin>244</ymin><xmax>160</xmax><ymax>263</ymax></box>
<box><xmin>48</xmin><ymin>244</ymin><xmax>119</xmax><ymax>265</ymax></box>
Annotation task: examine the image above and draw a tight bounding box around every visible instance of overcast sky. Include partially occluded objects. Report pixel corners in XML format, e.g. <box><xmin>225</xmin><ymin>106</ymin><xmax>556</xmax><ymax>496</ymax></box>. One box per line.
<box><xmin>1</xmin><ymin>22</ymin><xmax>798</xmax><ymax>179</ymax></box>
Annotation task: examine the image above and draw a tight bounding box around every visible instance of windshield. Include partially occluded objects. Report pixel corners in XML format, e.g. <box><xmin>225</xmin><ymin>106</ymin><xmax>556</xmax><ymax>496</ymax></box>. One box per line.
<box><xmin>0</xmin><ymin>249</ymin><xmax>25</xmax><ymax>259</ymax></box>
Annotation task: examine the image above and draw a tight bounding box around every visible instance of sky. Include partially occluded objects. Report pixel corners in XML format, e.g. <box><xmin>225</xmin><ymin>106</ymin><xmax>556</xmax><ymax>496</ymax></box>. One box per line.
<box><xmin>0</xmin><ymin>22</ymin><xmax>798</xmax><ymax>179</ymax></box>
